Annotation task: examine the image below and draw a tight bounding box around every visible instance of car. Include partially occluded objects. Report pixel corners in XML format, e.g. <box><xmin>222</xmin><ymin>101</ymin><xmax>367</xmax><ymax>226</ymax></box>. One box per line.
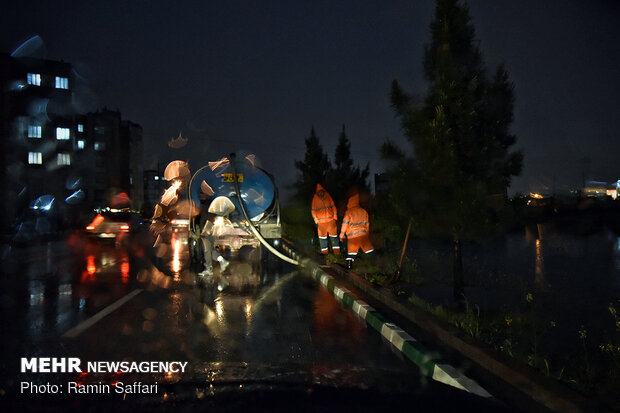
<box><xmin>85</xmin><ymin>210</ymin><xmax>142</xmax><ymax>241</ymax></box>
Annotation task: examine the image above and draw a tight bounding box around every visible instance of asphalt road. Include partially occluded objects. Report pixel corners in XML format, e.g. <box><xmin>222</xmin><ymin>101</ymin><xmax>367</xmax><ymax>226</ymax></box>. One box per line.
<box><xmin>0</xmin><ymin>231</ymin><xmax>511</xmax><ymax>411</ymax></box>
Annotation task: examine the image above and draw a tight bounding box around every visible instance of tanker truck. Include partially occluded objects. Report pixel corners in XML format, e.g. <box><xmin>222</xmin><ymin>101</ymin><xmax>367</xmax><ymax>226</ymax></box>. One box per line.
<box><xmin>188</xmin><ymin>153</ymin><xmax>281</xmax><ymax>260</ymax></box>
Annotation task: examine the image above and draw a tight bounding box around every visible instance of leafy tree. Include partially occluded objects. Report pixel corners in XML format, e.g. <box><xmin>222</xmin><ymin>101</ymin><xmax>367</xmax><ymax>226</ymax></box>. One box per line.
<box><xmin>383</xmin><ymin>0</ymin><xmax>522</xmax><ymax>302</ymax></box>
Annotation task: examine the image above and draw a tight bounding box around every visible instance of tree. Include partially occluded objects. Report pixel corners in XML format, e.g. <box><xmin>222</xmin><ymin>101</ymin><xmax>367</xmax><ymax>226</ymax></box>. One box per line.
<box><xmin>330</xmin><ymin>125</ymin><xmax>370</xmax><ymax>210</ymax></box>
<box><xmin>334</xmin><ymin>125</ymin><xmax>354</xmax><ymax>182</ymax></box>
<box><xmin>383</xmin><ymin>0</ymin><xmax>522</xmax><ymax>303</ymax></box>
<box><xmin>293</xmin><ymin>127</ymin><xmax>332</xmax><ymax>203</ymax></box>
<box><xmin>479</xmin><ymin>64</ymin><xmax>523</xmax><ymax>194</ymax></box>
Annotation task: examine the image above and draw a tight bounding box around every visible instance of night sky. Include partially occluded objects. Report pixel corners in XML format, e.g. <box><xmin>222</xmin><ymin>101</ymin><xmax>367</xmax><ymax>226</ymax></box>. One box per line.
<box><xmin>2</xmin><ymin>0</ymin><xmax>619</xmax><ymax>199</ymax></box>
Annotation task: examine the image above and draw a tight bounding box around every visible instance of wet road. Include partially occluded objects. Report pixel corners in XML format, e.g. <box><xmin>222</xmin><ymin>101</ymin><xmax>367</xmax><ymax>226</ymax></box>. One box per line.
<box><xmin>1</xmin><ymin>231</ymin><xmax>418</xmax><ymax>376</ymax></box>
<box><xmin>0</xmin><ymin>231</ymin><xmax>506</xmax><ymax>411</ymax></box>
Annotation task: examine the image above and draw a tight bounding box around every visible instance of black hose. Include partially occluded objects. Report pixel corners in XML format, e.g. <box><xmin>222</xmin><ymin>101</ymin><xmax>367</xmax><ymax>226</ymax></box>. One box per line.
<box><xmin>229</xmin><ymin>153</ymin><xmax>299</xmax><ymax>266</ymax></box>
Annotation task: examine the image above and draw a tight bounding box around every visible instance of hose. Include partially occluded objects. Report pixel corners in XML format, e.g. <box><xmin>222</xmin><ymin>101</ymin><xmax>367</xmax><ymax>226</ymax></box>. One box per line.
<box><xmin>229</xmin><ymin>153</ymin><xmax>300</xmax><ymax>266</ymax></box>
<box><xmin>187</xmin><ymin>164</ymin><xmax>212</xmax><ymax>235</ymax></box>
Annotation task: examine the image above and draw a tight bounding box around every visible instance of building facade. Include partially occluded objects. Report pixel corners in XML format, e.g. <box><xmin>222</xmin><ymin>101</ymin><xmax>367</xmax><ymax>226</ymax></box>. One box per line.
<box><xmin>74</xmin><ymin>109</ymin><xmax>144</xmax><ymax>212</ymax></box>
<box><xmin>0</xmin><ymin>53</ymin><xmax>143</xmax><ymax>235</ymax></box>
<box><xmin>143</xmin><ymin>169</ymin><xmax>165</xmax><ymax>214</ymax></box>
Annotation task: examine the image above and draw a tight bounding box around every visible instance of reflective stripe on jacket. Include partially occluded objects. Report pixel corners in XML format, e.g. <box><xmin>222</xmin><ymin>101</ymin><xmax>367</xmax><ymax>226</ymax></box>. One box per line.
<box><xmin>340</xmin><ymin>193</ymin><xmax>369</xmax><ymax>239</ymax></box>
<box><xmin>311</xmin><ymin>184</ymin><xmax>337</xmax><ymax>224</ymax></box>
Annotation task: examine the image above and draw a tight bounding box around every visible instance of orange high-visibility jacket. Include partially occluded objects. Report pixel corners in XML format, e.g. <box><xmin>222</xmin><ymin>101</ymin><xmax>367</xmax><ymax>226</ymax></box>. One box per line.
<box><xmin>311</xmin><ymin>184</ymin><xmax>337</xmax><ymax>225</ymax></box>
<box><xmin>340</xmin><ymin>193</ymin><xmax>369</xmax><ymax>239</ymax></box>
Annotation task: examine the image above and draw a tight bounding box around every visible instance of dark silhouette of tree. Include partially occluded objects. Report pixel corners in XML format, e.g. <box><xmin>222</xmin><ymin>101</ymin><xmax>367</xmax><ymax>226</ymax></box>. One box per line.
<box><xmin>382</xmin><ymin>0</ymin><xmax>522</xmax><ymax>303</ymax></box>
<box><xmin>334</xmin><ymin>125</ymin><xmax>354</xmax><ymax>181</ymax></box>
<box><xmin>329</xmin><ymin>125</ymin><xmax>370</xmax><ymax>210</ymax></box>
<box><xmin>479</xmin><ymin>64</ymin><xmax>523</xmax><ymax>194</ymax></box>
<box><xmin>293</xmin><ymin>127</ymin><xmax>332</xmax><ymax>203</ymax></box>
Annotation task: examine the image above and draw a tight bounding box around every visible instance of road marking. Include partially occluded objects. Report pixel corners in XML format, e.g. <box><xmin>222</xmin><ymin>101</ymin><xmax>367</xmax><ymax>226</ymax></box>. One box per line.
<box><xmin>62</xmin><ymin>289</ymin><xmax>143</xmax><ymax>338</ymax></box>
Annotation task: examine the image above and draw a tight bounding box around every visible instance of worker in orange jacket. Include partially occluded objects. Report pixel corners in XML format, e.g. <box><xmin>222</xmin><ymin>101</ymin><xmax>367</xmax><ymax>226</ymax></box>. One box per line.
<box><xmin>340</xmin><ymin>193</ymin><xmax>373</xmax><ymax>269</ymax></box>
<box><xmin>311</xmin><ymin>184</ymin><xmax>340</xmax><ymax>255</ymax></box>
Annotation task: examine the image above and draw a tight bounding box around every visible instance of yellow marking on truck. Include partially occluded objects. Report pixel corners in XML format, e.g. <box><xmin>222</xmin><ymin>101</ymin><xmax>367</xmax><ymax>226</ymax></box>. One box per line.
<box><xmin>222</xmin><ymin>173</ymin><xmax>244</xmax><ymax>183</ymax></box>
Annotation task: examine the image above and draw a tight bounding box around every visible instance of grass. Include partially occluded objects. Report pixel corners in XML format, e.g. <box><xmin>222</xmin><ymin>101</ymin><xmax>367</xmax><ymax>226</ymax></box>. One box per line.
<box><xmin>406</xmin><ymin>289</ymin><xmax>620</xmax><ymax>408</ymax></box>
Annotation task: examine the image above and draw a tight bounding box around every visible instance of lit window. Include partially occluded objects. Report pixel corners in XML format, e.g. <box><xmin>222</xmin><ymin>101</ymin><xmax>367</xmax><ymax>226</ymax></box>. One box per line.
<box><xmin>27</xmin><ymin>73</ymin><xmax>41</xmax><ymax>86</ymax></box>
<box><xmin>28</xmin><ymin>125</ymin><xmax>42</xmax><ymax>138</ymax></box>
<box><xmin>56</xmin><ymin>127</ymin><xmax>70</xmax><ymax>140</ymax></box>
<box><xmin>77</xmin><ymin>140</ymin><xmax>85</xmax><ymax>149</ymax></box>
<box><xmin>77</xmin><ymin>124</ymin><xmax>84</xmax><ymax>132</ymax></box>
<box><xmin>28</xmin><ymin>152</ymin><xmax>42</xmax><ymax>165</ymax></box>
<box><xmin>55</xmin><ymin>76</ymin><xmax>68</xmax><ymax>89</ymax></box>
<box><xmin>94</xmin><ymin>142</ymin><xmax>105</xmax><ymax>151</ymax></box>
<box><xmin>57</xmin><ymin>153</ymin><xmax>71</xmax><ymax>166</ymax></box>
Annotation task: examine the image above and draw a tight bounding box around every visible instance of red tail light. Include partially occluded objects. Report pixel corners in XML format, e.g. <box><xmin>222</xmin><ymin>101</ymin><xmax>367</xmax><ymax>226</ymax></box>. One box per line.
<box><xmin>86</xmin><ymin>214</ymin><xmax>105</xmax><ymax>231</ymax></box>
<box><xmin>120</xmin><ymin>224</ymin><xmax>130</xmax><ymax>230</ymax></box>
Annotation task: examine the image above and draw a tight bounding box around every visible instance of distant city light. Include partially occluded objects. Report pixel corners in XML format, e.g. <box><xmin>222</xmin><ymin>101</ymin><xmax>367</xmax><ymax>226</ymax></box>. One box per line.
<box><xmin>56</xmin><ymin>127</ymin><xmax>70</xmax><ymax>140</ymax></box>
<box><xmin>27</xmin><ymin>73</ymin><xmax>41</xmax><ymax>86</ymax></box>
<box><xmin>28</xmin><ymin>152</ymin><xmax>42</xmax><ymax>165</ymax></box>
<box><xmin>28</xmin><ymin>125</ymin><xmax>41</xmax><ymax>138</ymax></box>
<box><xmin>57</xmin><ymin>153</ymin><xmax>71</xmax><ymax>166</ymax></box>
<box><xmin>55</xmin><ymin>76</ymin><xmax>68</xmax><ymax>89</ymax></box>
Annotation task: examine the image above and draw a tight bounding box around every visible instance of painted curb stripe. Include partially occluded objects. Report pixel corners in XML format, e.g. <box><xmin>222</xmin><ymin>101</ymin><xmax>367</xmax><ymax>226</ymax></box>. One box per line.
<box><xmin>280</xmin><ymin>241</ymin><xmax>493</xmax><ymax>399</ymax></box>
<box><xmin>402</xmin><ymin>340</ymin><xmax>437</xmax><ymax>377</ymax></box>
<box><xmin>381</xmin><ymin>322</ymin><xmax>416</xmax><ymax>351</ymax></box>
<box><xmin>333</xmin><ymin>285</ymin><xmax>346</xmax><ymax>300</ymax></box>
<box><xmin>365</xmin><ymin>310</ymin><xmax>388</xmax><ymax>332</ymax></box>
<box><xmin>341</xmin><ymin>293</ymin><xmax>354</xmax><ymax>308</ymax></box>
<box><xmin>433</xmin><ymin>363</ymin><xmax>493</xmax><ymax>398</ymax></box>
<box><xmin>352</xmin><ymin>301</ymin><xmax>374</xmax><ymax>319</ymax></box>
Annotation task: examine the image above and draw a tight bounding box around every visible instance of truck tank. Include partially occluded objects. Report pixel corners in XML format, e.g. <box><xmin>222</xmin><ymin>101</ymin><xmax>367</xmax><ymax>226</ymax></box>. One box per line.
<box><xmin>188</xmin><ymin>154</ymin><xmax>281</xmax><ymax>241</ymax></box>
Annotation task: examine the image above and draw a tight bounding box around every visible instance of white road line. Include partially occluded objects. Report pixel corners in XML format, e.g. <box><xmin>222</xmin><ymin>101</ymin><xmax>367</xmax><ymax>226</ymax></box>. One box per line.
<box><xmin>62</xmin><ymin>289</ymin><xmax>143</xmax><ymax>339</ymax></box>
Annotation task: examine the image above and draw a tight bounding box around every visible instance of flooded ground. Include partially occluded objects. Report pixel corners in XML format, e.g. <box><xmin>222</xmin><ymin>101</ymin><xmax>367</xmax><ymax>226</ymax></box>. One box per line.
<box><xmin>410</xmin><ymin>223</ymin><xmax>620</xmax><ymax>393</ymax></box>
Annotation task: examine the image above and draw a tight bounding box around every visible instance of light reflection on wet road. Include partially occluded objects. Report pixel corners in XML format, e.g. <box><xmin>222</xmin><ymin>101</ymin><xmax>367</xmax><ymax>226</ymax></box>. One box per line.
<box><xmin>1</xmin><ymin>231</ymin><xmax>426</xmax><ymax>393</ymax></box>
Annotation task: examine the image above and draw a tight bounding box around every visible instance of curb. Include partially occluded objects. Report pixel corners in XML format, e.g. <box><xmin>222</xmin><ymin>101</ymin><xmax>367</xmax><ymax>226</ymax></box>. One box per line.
<box><xmin>280</xmin><ymin>242</ymin><xmax>493</xmax><ymax>399</ymax></box>
<box><xmin>327</xmin><ymin>260</ymin><xmax>590</xmax><ymax>413</ymax></box>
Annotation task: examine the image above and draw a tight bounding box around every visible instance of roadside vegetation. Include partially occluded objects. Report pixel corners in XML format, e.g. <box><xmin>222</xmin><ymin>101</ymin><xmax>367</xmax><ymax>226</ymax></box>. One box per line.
<box><xmin>284</xmin><ymin>0</ymin><xmax>618</xmax><ymax>408</ymax></box>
